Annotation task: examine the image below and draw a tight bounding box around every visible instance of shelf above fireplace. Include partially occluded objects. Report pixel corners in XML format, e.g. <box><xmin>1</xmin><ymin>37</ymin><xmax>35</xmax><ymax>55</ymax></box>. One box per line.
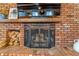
<box><xmin>0</xmin><ymin>18</ymin><xmax>60</xmax><ymax>23</ymax></box>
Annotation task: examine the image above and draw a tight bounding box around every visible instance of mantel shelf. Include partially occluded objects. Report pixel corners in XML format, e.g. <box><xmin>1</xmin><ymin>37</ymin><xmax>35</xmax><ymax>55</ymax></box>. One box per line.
<box><xmin>0</xmin><ymin>18</ymin><xmax>60</xmax><ymax>23</ymax></box>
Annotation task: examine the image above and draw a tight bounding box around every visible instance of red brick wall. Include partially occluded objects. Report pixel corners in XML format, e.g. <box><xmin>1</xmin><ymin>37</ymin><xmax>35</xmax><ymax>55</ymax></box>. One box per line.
<box><xmin>0</xmin><ymin>3</ymin><xmax>79</xmax><ymax>47</ymax></box>
<box><xmin>55</xmin><ymin>4</ymin><xmax>79</xmax><ymax>47</ymax></box>
<box><xmin>55</xmin><ymin>4</ymin><xmax>75</xmax><ymax>47</ymax></box>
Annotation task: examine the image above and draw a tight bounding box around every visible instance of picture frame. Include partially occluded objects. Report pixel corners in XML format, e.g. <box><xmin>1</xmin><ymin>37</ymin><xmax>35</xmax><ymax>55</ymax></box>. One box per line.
<box><xmin>8</xmin><ymin>8</ymin><xmax>18</xmax><ymax>19</ymax></box>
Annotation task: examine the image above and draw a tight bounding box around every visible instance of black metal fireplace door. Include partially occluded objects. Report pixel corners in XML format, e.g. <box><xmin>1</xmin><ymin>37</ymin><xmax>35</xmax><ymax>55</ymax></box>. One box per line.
<box><xmin>24</xmin><ymin>24</ymin><xmax>55</xmax><ymax>48</ymax></box>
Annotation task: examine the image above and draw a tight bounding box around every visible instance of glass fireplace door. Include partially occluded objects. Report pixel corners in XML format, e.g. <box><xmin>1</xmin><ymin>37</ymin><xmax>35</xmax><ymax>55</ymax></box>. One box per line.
<box><xmin>31</xmin><ymin>28</ymin><xmax>51</xmax><ymax>48</ymax></box>
<box><xmin>24</xmin><ymin>24</ymin><xmax>55</xmax><ymax>48</ymax></box>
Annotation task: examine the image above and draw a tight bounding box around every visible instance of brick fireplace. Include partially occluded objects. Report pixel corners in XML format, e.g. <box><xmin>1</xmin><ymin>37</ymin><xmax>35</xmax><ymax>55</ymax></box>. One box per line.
<box><xmin>0</xmin><ymin>3</ymin><xmax>79</xmax><ymax>56</ymax></box>
<box><xmin>0</xmin><ymin>3</ymin><xmax>78</xmax><ymax>48</ymax></box>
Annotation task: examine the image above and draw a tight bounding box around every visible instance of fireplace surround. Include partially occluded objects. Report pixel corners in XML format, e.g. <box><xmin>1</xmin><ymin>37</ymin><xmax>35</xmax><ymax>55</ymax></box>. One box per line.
<box><xmin>24</xmin><ymin>23</ymin><xmax>55</xmax><ymax>48</ymax></box>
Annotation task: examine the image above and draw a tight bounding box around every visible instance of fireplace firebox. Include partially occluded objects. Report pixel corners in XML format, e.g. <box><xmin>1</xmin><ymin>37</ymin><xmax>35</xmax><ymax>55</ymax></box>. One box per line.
<box><xmin>24</xmin><ymin>23</ymin><xmax>55</xmax><ymax>48</ymax></box>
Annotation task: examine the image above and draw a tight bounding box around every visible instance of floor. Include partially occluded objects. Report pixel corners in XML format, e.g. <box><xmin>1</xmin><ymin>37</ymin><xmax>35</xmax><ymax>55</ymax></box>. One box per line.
<box><xmin>0</xmin><ymin>46</ymin><xmax>79</xmax><ymax>56</ymax></box>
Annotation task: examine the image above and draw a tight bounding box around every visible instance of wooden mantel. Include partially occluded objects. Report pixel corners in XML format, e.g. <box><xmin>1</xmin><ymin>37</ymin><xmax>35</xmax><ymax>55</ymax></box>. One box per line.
<box><xmin>0</xmin><ymin>17</ymin><xmax>60</xmax><ymax>23</ymax></box>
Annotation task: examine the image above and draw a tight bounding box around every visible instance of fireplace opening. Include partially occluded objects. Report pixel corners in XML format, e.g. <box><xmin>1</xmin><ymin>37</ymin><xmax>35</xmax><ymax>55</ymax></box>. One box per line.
<box><xmin>24</xmin><ymin>23</ymin><xmax>55</xmax><ymax>48</ymax></box>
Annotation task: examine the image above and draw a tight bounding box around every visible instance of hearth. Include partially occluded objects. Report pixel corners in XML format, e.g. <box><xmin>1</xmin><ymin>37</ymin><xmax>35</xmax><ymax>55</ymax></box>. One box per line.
<box><xmin>24</xmin><ymin>23</ymin><xmax>55</xmax><ymax>48</ymax></box>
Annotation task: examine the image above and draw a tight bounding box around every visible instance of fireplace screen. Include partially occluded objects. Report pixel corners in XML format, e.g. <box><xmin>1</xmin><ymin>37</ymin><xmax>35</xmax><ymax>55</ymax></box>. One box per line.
<box><xmin>24</xmin><ymin>24</ymin><xmax>55</xmax><ymax>48</ymax></box>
